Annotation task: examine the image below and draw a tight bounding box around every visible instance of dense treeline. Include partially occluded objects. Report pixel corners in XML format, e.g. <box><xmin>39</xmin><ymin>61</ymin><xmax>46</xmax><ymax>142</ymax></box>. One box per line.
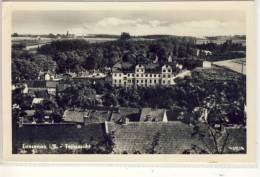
<box><xmin>37</xmin><ymin>37</ymin><xmax>198</xmax><ymax>73</ymax></box>
<box><xmin>49</xmin><ymin>71</ymin><xmax>245</xmax><ymax>125</ymax></box>
<box><xmin>12</xmin><ymin>52</ymin><xmax>56</xmax><ymax>82</ymax></box>
<box><xmin>196</xmin><ymin>40</ymin><xmax>246</xmax><ymax>61</ymax></box>
<box><xmin>12</xmin><ymin>35</ymin><xmax>246</xmax><ymax>81</ymax></box>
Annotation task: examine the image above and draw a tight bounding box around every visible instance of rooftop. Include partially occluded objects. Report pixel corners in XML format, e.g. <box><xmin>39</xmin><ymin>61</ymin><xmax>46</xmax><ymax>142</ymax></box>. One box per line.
<box><xmin>139</xmin><ymin>108</ymin><xmax>166</xmax><ymax>122</ymax></box>
<box><xmin>107</xmin><ymin>122</ymin><xmax>246</xmax><ymax>154</ymax></box>
<box><xmin>213</xmin><ymin>58</ymin><xmax>246</xmax><ymax>75</ymax></box>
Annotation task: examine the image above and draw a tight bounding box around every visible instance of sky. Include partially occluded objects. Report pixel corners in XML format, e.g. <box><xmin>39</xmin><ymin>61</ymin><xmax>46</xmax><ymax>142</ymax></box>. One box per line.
<box><xmin>12</xmin><ymin>10</ymin><xmax>246</xmax><ymax>37</ymax></box>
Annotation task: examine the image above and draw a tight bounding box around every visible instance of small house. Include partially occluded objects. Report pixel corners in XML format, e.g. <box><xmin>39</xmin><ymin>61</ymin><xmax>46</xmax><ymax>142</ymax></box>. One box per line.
<box><xmin>139</xmin><ymin>108</ymin><xmax>168</xmax><ymax>122</ymax></box>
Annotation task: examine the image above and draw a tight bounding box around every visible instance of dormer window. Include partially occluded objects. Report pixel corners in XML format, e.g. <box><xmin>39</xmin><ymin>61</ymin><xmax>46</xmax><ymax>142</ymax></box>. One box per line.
<box><xmin>163</xmin><ymin>69</ymin><xmax>166</xmax><ymax>72</ymax></box>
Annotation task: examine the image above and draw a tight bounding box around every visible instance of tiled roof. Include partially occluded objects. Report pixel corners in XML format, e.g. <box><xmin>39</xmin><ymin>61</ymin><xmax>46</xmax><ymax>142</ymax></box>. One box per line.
<box><xmin>26</xmin><ymin>81</ymin><xmax>46</xmax><ymax>88</ymax></box>
<box><xmin>46</xmin><ymin>81</ymin><xmax>58</xmax><ymax>88</ymax></box>
<box><xmin>24</xmin><ymin>110</ymin><xmax>53</xmax><ymax>117</ymax></box>
<box><xmin>107</xmin><ymin>122</ymin><xmax>246</xmax><ymax>154</ymax></box>
<box><xmin>63</xmin><ymin>109</ymin><xmax>113</xmax><ymax>124</ymax></box>
<box><xmin>110</xmin><ymin>107</ymin><xmax>141</xmax><ymax>122</ymax></box>
<box><xmin>89</xmin><ymin>110</ymin><xmax>112</xmax><ymax>123</ymax></box>
<box><xmin>32</xmin><ymin>98</ymin><xmax>44</xmax><ymax>104</ymax></box>
<box><xmin>63</xmin><ymin>110</ymin><xmax>89</xmax><ymax>123</ymax></box>
<box><xmin>26</xmin><ymin>80</ymin><xmax>58</xmax><ymax>88</ymax></box>
<box><xmin>140</xmin><ymin>108</ymin><xmax>166</xmax><ymax>122</ymax></box>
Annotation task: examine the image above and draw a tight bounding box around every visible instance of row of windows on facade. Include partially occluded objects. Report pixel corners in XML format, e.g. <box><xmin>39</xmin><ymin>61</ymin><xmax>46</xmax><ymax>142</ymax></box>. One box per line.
<box><xmin>135</xmin><ymin>68</ymin><xmax>172</xmax><ymax>73</ymax></box>
<box><xmin>114</xmin><ymin>79</ymin><xmax>171</xmax><ymax>84</ymax></box>
<box><xmin>113</xmin><ymin>73</ymin><xmax>172</xmax><ymax>78</ymax></box>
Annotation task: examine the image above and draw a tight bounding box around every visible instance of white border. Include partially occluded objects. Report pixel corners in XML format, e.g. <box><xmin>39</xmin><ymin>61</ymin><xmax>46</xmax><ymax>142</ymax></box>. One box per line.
<box><xmin>0</xmin><ymin>1</ymin><xmax>259</xmax><ymax>176</ymax></box>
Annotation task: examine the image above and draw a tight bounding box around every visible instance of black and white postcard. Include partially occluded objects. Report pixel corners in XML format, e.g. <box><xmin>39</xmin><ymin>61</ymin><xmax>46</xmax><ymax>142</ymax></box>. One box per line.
<box><xmin>1</xmin><ymin>1</ymin><xmax>256</xmax><ymax>163</ymax></box>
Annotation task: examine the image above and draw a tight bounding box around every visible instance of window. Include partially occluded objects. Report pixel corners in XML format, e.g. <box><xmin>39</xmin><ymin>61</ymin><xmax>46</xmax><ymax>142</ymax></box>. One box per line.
<box><xmin>163</xmin><ymin>69</ymin><xmax>166</xmax><ymax>72</ymax></box>
<box><xmin>137</xmin><ymin>80</ymin><xmax>139</xmax><ymax>83</ymax></box>
<box><xmin>168</xmin><ymin>75</ymin><xmax>171</xmax><ymax>78</ymax></box>
<box><xmin>141</xmin><ymin>74</ymin><xmax>143</xmax><ymax>77</ymax></box>
<box><xmin>136</xmin><ymin>69</ymin><xmax>139</xmax><ymax>72</ymax></box>
<box><xmin>119</xmin><ymin>74</ymin><xmax>122</xmax><ymax>77</ymax></box>
<box><xmin>114</xmin><ymin>73</ymin><xmax>117</xmax><ymax>77</ymax></box>
<box><xmin>150</xmin><ymin>74</ymin><xmax>152</xmax><ymax>77</ymax></box>
<box><xmin>150</xmin><ymin>80</ymin><xmax>152</xmax><ymax>83</ymax></box>
<box><xmin>136</xmin><ymin>74</ymin><xmax>139</xmax><ymax>77</ymax></box>
<box><xmin>168</xmin><ymin>69</ymin><xmax>171</xmax><ymax>72</ymax></box>
<box><xmin>127</xmin><ymin>74</ymin><xmax>130</xmax><ymax>77</ymax></box>
<box><xmin>141</xmin><ymin>69</ymin><xmax>144</xmax><ymax>72</ymax></box>
<box><xmin>163</xmin><ymin>74</ymin><xmax>166</xmax><ymax>78</ymax></box>
<box><xmin>128</xmin><ymin>80</ymin><xmax>131</xmax><ymax>83</ymax></box>
<box><xmin>132</xmin><ymin>73</ymin><xmax>134</xmax><ymax>77</ymax></box>
<box><xmin>145</xmin><ymin>80</ymin><xmax>147</xmax><ymax>83</ymax></box>
<box><xmin>114</xmin><ymin>80</ymin><xmax>117</xmax><ymax>83</ymax></box>
<box><xmin>145</xmin><ymin>74</ymin><xmax>148</xmax><ymax>77</ymax></box>
<box><xmin>119</xmin><ymin>80</ymin><xmax>121</xmax><ymax>83</ymax></box>
<box><xmin>141</xmin><ymin>80</ymin><xmax>143</xmax><ymax>83</ymax></box>
<box><xmin>162</xmin><ymin>80</ymin><xmax>165</xmax><ymax>84</ymax></box>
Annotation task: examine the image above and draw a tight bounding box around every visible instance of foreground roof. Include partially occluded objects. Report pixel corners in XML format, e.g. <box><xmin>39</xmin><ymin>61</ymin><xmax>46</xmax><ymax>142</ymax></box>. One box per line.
<box><xmin>107</xmin><ymin>122</ymin><xmax>246</xmax><ymax>154</ymax></box>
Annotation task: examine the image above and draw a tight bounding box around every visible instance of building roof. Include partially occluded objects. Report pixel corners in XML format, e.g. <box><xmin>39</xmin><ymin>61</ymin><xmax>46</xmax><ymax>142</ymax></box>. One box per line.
<box><xmin>213</xmin><ymin>58</ymin><xmax>246</xmax><ymax>75</ymax></box>
<box><xmin>63</xmin><ymin>109</ymin><xmax>89</xmax><ymax>123</ymax></box>
<box><xmin>24</xmin><ymin>110</ymin><xmax>53</xmax><ymax>117</ymax></box>
<box><xmin>107</xmin><ymin>122</ymin><xmax>246</xmax><ymax>154</ymax></box>
<box><xmin>46</xmin><ymin>81</ymin><xmax>58</xmax><ymax>88</ymax></box>
<box><xmin>112</xmin><ymin>62</ymin><xmax>180</xmax><ymax>73</ymax></box>
<box><xmin>32</xmin><ymin>98</ymin><xmax>44</xmax><ymax>104</ymax></box>
<box><xmin>26</xmin><ymin>80</ymin><xmax>58</xmax><ymax>88</ymax></box>
<box><xmin>139</xmin><ymin>108</ymin><xmax>166</xmax><ymax>122</ymax></box>
<box><xmin>26</xmin><ymin>81</ymin><xmax>46</xmax><ymax>88</ymax></box>
<box><xmin>89</xmin><ymin>110</ymin><xmax>112</xmax><ymax>122</ymax></box>
<box><xmin>63</xmin><ymin>109</ymin><xmax>113</xmax><ymax>123</ymax></box>
<box><xmin>110</xmin><ymin>107</ymin><xmax>141</xmax><ymax>122</ymax></box>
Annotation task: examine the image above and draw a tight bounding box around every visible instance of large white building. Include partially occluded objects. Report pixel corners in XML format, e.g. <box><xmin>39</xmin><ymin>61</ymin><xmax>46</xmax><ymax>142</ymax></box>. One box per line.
<box><xmin>112</xmin><ymin>64</ymin><xmax>178</xmax><ymax>87</ymax></box>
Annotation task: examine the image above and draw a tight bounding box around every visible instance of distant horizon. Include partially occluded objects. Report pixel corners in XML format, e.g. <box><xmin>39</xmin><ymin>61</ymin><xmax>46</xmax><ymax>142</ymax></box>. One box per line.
<box><xmin>11</xmin><ymin>32</ymin><xmax>246</xmax><ymax>38</ymax></box>
<box><xmin>13</xmin><ymin>10</ymin><xmax>246</xmax><ymax>37</ymax></box>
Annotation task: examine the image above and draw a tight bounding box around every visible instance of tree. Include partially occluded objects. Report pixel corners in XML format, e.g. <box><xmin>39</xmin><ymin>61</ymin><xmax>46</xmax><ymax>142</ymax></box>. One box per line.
<box><xmin>12</xmin><ymin>59</ymin><xmax>40</xmax><ymax>80</ymax></box>
<box><xmin>120</xmin><ymin>32</ymin><xmax>131</xmax><ymax>40</ymax></box>
<box><xmin>51</xmin><ymin>111</ymin><xmax>63</xmax><ymax>123</ymax></box>
<box><xmin>102</xmin><ymin>93</ymin><xmax>118</xmax><ymax>107</ymax></box>
<box><xmin>12</xmin><ymin>33</ymin><xmax>19</xmax><ymax>37</ymax></box>
<box><xmin>48</xmin><ymin>33</ymin><xmax>56</xmax><ymax>38</ymax></box>
<box><xmin>34</xmin><ymin>105</ymin><xmax>45</xmax><ymax>123</ymax></box>
<box><xmin>31</xmin><ymin>54</ymin><xmax>57</xmax><ymax>72</ymax></box>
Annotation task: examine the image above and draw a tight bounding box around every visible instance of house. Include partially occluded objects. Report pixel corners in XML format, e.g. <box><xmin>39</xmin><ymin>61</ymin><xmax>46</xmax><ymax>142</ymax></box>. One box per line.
<box><xmin>203</xmin><ymin>61</ymin><xmax>212</xmax><ymax>68</ymax></box>
<box><xmin>38</xmin><ymin>71</ymin><xmax>55</xmax><ymax>81</ymax></box>
<box><xmin>12</xmin><ymin>83</ymin><xmax>29</xmax><ymax>94</ymax></box>
<box><xmin>63</xmin><ymin>109</ymin><xmax>112</xmax><ymax>125</ymax></box>
<box><xmin>139</xmin><ymin>108</ymin><xmax>168</xmax><ymax>122</ymax></box>
<box><xmin>110</xmin><ymin>107</ymin><xmax>141</xmax><ymax>124</ymax></box>
<box><xmin>46</xmin><ymin>81</ymin><xmax>58</xmax><ymax>95</ymax></box>
<box><xmin>20</xmin><ymin>110</ymin><xmax>53</xmax><ymax>125</ymax></box>
<box><xmin>112</xmin><ymin>63</ymin><xmax>177</xmax><ymax>87</ymax></box>
<box><xmin>168</xmin><ymin>55</ymin><xmax>173</xmax><ymax>63</ymax></box>
<box><xmin>31</xmin><ymin>98</ymin><xmax>44</xmax><ymax>106</ymax></box>
<box><xmin>196</xmin><ymin>49</ymin><xmax>213</xmax><ymax>56</ymax></box>
<box><xmin>26</xmin><ymin>80</ymin><xmax>58</xmax><ymax>95</ymax></box>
